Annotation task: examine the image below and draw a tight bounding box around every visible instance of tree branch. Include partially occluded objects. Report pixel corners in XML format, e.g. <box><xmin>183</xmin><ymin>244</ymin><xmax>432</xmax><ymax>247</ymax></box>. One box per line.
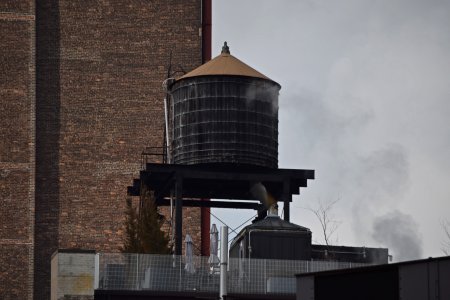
<box><xmin>305</xmin><ymin>199</ymin><xmax>342</xmax><ymax>247</ymax></box>
<box><xmin>442</xmin><ymin>220</ymin><xmax>450</xmax><ymax>255</ymax></box>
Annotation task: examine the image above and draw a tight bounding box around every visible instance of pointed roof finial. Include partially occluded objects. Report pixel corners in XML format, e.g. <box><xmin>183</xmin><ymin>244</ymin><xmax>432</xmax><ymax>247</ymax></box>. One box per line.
<box><xmin>221</xmin><ymin>41</ymin><xmax>230</xmax><ymax>54</ymax></box>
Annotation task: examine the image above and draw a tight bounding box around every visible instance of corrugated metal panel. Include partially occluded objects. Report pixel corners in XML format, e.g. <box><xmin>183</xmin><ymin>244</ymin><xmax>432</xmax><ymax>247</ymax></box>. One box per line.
<box><xmin>438</xmin><ymin>259</ymin><xmax>450</xmax><ymax>299</ymax></box>
<box><xmin>399</xmin><ymin>263</ymin><xmax>428</xmax><ymax>300</ymax></box>
<box><xmin>399</xmin><ymin>261</ymin><xmax>450</xmax><ymax>300</ymax></box>
<box><xmin>399</xmin><ymin>260</ymin><xmax>450</xmax><ymax>300</ymax></box>
<box><xmin>296</xmin><ymin>276</ymin><xmax>314</xmax><ymax>300</ymax></box>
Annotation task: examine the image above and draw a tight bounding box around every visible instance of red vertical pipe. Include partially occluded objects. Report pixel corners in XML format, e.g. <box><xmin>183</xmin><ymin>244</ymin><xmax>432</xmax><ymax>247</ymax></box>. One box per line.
<box><xmin>200</xmin><ymin>199</ymin><xmax>211</xmax><ymax>256</ymax></box>
<box><xmin>202</xmin><ymin>0</ymin><xmax>212</xmax><ymax>63</ymax></box>
<box><xmin>200</xmin><ymin>0</ymin><xmax>212</xmax><ymax>256</ymax></box>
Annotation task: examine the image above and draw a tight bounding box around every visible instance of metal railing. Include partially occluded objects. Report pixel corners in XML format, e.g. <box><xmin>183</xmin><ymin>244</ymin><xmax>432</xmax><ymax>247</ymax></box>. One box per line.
<box><xmin>97</xmin><ymin>253</ymin><xmax>372</xmax><ymax>295</ymax></box>
<box><xmin>141</xmin><ymin>146</ymin><xmax>167</xmax><ymax>168</ymax></box>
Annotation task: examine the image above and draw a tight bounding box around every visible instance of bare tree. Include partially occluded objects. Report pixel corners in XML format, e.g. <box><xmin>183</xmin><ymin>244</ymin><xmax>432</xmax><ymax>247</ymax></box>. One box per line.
<box><xmin>306</xmin><ymin>199</ymin><xmax>342</xmax><ymax>246</ymax></box>
<box><xmin>442</xmin><ymin>220</ymin><xmax>450</xmax><ymax>256</ymax></box>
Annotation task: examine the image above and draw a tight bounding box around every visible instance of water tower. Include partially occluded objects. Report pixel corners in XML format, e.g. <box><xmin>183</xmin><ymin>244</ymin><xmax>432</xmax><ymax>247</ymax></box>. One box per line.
<box><xmin>129</xmin><ymin>43</ymin><xmax>314</xmax><ymax>255</ymax></box>
<box><xmin>169</xmin><ymin>42</ymin><xmax>280</xmax><ymax>169</ymax></box>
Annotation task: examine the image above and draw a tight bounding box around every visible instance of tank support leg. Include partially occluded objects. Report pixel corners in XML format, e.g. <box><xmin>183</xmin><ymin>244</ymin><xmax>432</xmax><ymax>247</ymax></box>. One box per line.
<box><xmin>175</xmin><ymin>175</ymin><xmax>183</xmax><ymax>255</ymax></box>
<box><xmin>283</xmin><ymin>181</ymin><xmax>291</xmax><ymax>222</ymax></box>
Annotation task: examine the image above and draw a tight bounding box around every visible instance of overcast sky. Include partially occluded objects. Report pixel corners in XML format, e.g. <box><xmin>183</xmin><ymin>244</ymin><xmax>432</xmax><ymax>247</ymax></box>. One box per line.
<box><xmin>211</xmin><ymin>0</ymin><xmax>450</xmax><ymax>261</ymax></box>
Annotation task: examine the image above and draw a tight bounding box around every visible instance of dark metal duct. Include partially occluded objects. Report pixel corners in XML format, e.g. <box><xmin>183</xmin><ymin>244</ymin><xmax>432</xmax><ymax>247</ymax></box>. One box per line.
<box><xmin>170</xmin><ymin>43</ymin><xmax>281</xmax><ymax>168</ymax></box>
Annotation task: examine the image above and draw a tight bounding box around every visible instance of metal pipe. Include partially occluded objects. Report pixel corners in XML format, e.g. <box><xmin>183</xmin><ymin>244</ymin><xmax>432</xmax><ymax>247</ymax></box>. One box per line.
<box><xmin>164</xmin><ymin>97</ymin><xmax>171</xmax><ymax>163</ymax></box>
<box><xmin>311</xmin><ymin>249</ymin><xmax>367</xmax><ymax>255</ymax></box>
<box><xmin>199</xmin><ymin>8</ymin><xmax>213</xmax><ymax>250</ymax></box>
<box><xmin>200</xmin><ymin>199</ymin><xmax>211</xmax><ymax>256</ymax></box>
<box><xmin>220</xmin><ymin>226</ymin><xmax>228</xmax><ymax>300</ymax></box>
<box><xmin>201</xmin><ymin>0</ymin><xmax>212</xmax><ymax>63</ymax></box>
<box><xmin>175</xmin><ymin>175</ymin><xmax>183</xmax><ymax>255</ymax></box>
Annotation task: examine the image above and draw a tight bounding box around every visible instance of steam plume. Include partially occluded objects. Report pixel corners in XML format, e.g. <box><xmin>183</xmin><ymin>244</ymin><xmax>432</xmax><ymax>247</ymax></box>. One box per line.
<box><xmin>250</xmin><ymin>182</ymin><xmax>276</xmax><ymax>209</ymax></box>
<box><xmin>372</xmin><ymin>210</ymin><xmax>423</xmax><ymax>261</ymax></box>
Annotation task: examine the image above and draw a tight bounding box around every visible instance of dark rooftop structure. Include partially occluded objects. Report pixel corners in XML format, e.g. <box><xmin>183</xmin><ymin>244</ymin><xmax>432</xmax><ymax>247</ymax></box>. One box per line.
<box><xmin>230</xmin><ymin>215</ymin><xmax>312</xmax><ymax>261</ymax></box>
<box><xmin>296</xmin><ymin>256</ymin><xmax>450</xmax><ymax>300</ymax></box>
<box><xmin>230</xmin><ymin>214</ymin><xmax>388</xmax><ymax>264</ymax></box>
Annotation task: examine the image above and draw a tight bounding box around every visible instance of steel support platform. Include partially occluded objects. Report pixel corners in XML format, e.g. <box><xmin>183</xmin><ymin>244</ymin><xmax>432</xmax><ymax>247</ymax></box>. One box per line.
<box><xmin>127</xmin><ymin>163</ymin><xmax>314</xmax><ymax>255</ymax></box>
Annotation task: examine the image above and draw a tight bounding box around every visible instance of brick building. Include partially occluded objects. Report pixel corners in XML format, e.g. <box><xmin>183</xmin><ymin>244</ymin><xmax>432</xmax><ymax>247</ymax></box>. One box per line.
<box><xmin>0</xmin><ymin>1</ymin><xmax>211</xmax><ymax>299</ymax></box>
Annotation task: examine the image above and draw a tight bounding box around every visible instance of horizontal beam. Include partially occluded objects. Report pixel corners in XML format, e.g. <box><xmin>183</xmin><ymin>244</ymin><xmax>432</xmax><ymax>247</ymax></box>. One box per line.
<box><xmin>127</xmin><ymin>186</ymin><xmax>139</xmax><ymax>196</ymax></box>
<box><xmin>145</xmin><ymin>163</ymin><xmax>315</xmax><ymax>181</ymax></box>
<box><xmin>128</xmin><ymin>178</ymin><xmax>307</xmax><ymax>200</ymax></box>
<box><xmin>157</xmin><ymin>198</ymin><xmax>263</xmax><ymax>210</ymax></box>
<box><xmin>128</xmin><ymin>163</ymin><xmax>314</xmax><ymax>201</ymax></box>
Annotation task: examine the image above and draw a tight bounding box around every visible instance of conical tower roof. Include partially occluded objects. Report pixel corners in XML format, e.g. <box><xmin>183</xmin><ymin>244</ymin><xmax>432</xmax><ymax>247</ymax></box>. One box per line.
<box><xmin>179</xmin><ymin>42</ymin><xmax>277</xmax><ymax>83</ymax></box>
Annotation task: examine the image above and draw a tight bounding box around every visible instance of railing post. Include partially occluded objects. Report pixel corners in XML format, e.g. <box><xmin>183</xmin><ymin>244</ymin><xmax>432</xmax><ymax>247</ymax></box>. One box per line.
<box><xmin>282</xmin><ymin>180</ymin><xmax>291</xmax><ymax>222</ymax></box>
<box><xmin>136</xmin><ymin>253</ymin><xmax>139</xmax><ymax>290</ymax></box>
<box><xmin>94</xmin><ymin>253</ymin><xmax>100</xmax><ymax>289</ymax></box>
<box><xmin>264</xmin><ymin>259</ymin><xmax>267</xmax><ymax>294</ymax></box>
<box><xmin>220</xmin><ymin>226</ymin><xmax>228</xmax><ymax>300</ymax></box>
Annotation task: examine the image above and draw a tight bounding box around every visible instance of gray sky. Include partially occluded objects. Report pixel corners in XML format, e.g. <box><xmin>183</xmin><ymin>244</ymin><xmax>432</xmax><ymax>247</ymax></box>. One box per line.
<box><xmin>211</xmin><ymin>0</ymin><xmax>450</xmax><ymax>261</ymax></box>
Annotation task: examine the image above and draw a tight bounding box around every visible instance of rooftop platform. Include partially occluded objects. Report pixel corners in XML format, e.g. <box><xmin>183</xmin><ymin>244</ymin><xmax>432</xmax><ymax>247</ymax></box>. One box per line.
<box><xmin>128</xmin><ymin>163</ymin><xmax>314</xmax><ymax>203</ymax></box>
<box><xmin>127</xmin><ymin>163</ymin><xmax>315</xmax><ymax>255</ymax></box>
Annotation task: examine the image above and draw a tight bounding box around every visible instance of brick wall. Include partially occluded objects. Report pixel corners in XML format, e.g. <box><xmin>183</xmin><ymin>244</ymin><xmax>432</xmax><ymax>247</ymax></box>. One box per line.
<box><xmin>1</xmin><ymin>1</ymin><xmax>204</xmax><ymax>298</ymax></box>
<box><xmin>54</xmin><ymin>0</ymin><xmax>202</xmax><ymax>250</ymax></box>
<box><xmin>160</xmin><ymin>206</ymin><xmax>202</xmax><ymax>256</ymax></box>
<box><xmin>0</xmin><ymin>1</ymin><xmax>35</xmax><ymax>299</ymax></box>
<box><xmin>34</xmin><ymin>1</ymin><xmax>204</xmax><ymax>299</ymax></box>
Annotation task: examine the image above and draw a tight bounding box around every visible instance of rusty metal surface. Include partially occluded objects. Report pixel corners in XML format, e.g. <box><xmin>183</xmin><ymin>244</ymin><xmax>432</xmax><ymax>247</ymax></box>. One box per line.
<box><xmin>179</xmin><ymin>48</ymin><xmax>277</xmax><ymax>83</ymax></box>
